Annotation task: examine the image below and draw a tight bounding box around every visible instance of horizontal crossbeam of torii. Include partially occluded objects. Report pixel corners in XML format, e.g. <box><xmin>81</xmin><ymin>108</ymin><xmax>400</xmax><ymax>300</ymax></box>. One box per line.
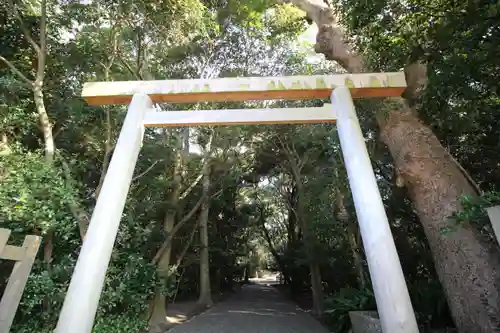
<box><xmin>55</xmin><ymin>72</ymin><xmax>419</xmax><ymax>333</ymax></box>
<box><xmin>82</xmin><ymin>72</ymin><xmax>406</xmax><ymax>105</ymax></box>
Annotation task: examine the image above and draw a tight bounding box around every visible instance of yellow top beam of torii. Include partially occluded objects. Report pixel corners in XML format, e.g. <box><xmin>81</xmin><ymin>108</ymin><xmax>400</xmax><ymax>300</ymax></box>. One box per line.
<box><xmin>81</xmin><ymin>72</ymin><xmax>406</xmax><ymax>105</ymax></box>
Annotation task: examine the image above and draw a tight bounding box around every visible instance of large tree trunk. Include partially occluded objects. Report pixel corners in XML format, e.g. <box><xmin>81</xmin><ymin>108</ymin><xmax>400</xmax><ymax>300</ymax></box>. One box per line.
<box><xmin>30</xmin><ymin>3</ymin><xmax>54</xmax><ymax>309</ymax></box>
<box><xmin>197</xmin><ymin>159</ymin><xmax>213</xmax><ymax>307</ymax></box>
<box><xmin>149</xmin><ymin>215</ymin><xmax>177</xmax><ymax>325</ymax></box>
<box><xmin>150</xmin><ymin>132</ymin><xmax>184</xmax><ymax>325</ymax></box>
<box><xmin>285</xmin><ymin>0</ymin><xmax>500</xmax><ymax>331</ymax></box>
<box><xmin>378</xmin><ymin>103</ymin><xmax>500</xmax><ymax>332</ymax></box>
<box><xmin>21</xmin><ymin>0</ymin><xmax>52</xmax><ymax>269</ymax></box>
<box><xmin>335</xmin><ymin>189</ymin><xmax>366</xmax><ymax>288</ymax></box>
<box><xmin>295</xmin><ymin>179</ymin><xmax>324</xmax><ymax>318</ymax></box>
<box><xmin>284</xmin><ymin>152</ymin><xmax>324</xmax><ymax>317</ymax></box>
<box><xmin>34</xmin><ymin>84</ymin><xmax>55</xmax><ymax>272</ymax></box>
<box><xmin>346</xmin><ymin>223</ymin><xmax>365</xmax><ymax>288</ymax></box>
<box><xmin>34</xmin><ymin>85</ymin><xmax>54</xmax><ymax>163</ymax></box>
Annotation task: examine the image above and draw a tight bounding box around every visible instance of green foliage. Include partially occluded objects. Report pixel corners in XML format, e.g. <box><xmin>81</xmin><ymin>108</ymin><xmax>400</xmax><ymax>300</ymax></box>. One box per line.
<box><xmin>332</xmin><ymin>0</ymin><xmax>499</xmax><ymax>329</ymax></box>
<box><xmin>10</xmin><ymin>257</ymin><xmax>76</xmax><ymax>331</ymax></box>
<box><xmin>218</xmin><ymin>0</ymin><xmax>271</xmax><ymax>28</ymax></box>
<box><xmin>12</xmin><ymin>315</ymin><xmax>148</xmax><ymax>333</ymax></box>
<box><xmin>3</xmin><ymin>0</ymin><xmax>323</xmax><ymax>331</ymax></box>
<box><xmin>323</xmin><ymin>287</ymin><xmax>376</xmax><ymax>333</ymax></box>
<box><xmin>443</xmin><ymin>192</ymin><xmax>500</xmax><ymax>244</ymax></box>
<box><xmin>12</xmin><ymin>249</ymin><xmax>157</xmax><ymax>332</ymax></box>
<box><xmin>0</xmin><ymin>147</ymin><xmax>76</xmax><ymax>236</ymax></box>
<box><xmin>1</xmin><ymin>0</ymin><xmax>499</xmax><ymax>332</ymax></box>
<box><xmin>323</xmin><ymin>282</ymin><xmax>450</xmax><ymax>332</ymax></box>
<box><xmin>92</xmin><ymin>315</ymin><xmax>149</xmax><ymax>333</ymax></box>
<box><xmin>99</xmin><ymin>253</ymin><xmax>157</xmax><ymax>316</ymax></box>
<box><xmin>337</xmin><ymin>0</ymin><xmax>500</xmax><ymax>190</ymax></box>
<box><xmin>265</xmin><ymin>4</ymin><xmax>308</xmax><ymax>38</ymax></box>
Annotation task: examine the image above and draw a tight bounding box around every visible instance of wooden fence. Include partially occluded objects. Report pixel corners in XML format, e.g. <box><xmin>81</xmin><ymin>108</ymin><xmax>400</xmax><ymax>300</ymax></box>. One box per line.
<box><xmin>0</xmin><ymin>228</ymin><xmax>41</xmax><ymax>333</ymax></box>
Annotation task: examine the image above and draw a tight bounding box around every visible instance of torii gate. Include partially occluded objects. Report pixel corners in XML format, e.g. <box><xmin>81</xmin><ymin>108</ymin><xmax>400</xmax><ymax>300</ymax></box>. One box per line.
<box><xmin>55</xmin><ymin>73</ymin><xmax>419</xmax><ymax>333</ymax></box>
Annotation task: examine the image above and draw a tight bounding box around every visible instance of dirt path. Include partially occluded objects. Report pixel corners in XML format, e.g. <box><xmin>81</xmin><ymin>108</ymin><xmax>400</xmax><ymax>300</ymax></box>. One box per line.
<box><xmin>166</xmin><ymin>284</ymin><xmax>329</xmax><ymax>333</ymax></box>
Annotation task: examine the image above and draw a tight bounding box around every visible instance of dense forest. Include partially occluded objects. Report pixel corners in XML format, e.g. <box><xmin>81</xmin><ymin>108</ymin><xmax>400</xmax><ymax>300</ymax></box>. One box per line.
<box><xmin>1</xmin><ymin>0</ymin><xmax>500</xmax><ymax>332</ymax></box>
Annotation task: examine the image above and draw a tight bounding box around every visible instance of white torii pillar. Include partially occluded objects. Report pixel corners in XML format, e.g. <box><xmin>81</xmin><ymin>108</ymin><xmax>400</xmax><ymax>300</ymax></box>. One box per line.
<box><xmin>332</xmin><ymin>87</ymin><xmax>419</xmax><ymax>333</ymax></box>
<box><xmin>55</xmin><ymin>93</ymin><xmax>152</xmax><ymax>333</ymax></box>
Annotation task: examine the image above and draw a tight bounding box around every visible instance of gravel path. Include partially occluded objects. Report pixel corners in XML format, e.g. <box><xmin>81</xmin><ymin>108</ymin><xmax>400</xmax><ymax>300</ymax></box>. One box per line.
<box><xmin>166</xmin><ymin>284</ymin><xmax>329</xmax><ymax>333</ymax></box>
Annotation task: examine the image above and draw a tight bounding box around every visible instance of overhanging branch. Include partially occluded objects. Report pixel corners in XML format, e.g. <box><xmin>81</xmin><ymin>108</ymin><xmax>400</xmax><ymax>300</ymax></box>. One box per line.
<box><xmin>0</xmin><ymin>56</ymin><xmax>33</xmax><ymax>85</ymax></box>
<box><xmin>6</xmin><ymin>0</ymin><xmax>42</xmax><ymax>54</ymax></box>
<box><xmin>132</xmin><ymin>160</ymin><xmax>161</xmax><ymax>182</ymax></box>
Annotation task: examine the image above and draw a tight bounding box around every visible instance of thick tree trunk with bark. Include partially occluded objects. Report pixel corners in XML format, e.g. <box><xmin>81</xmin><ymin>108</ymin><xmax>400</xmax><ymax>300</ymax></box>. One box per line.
<box><xmin>378</xmin><ymin>101</ymin><xmax>500</xmax><ymax>332</ymax></box>
<box><xmin>283</xmin><ymin>0</ymin><xmax>500</xmax><ymax>331</ymax></box>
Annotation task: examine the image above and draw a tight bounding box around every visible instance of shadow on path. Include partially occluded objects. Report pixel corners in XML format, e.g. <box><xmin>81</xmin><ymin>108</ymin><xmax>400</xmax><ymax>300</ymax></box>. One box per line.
<box><xmin>166</xmin><ymin>284</ymin><xmax>329</xmax><ymax>333</ymax></box>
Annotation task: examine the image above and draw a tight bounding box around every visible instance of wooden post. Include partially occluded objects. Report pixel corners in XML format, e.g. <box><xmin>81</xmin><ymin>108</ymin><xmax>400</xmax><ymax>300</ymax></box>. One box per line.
<box><xmin>0</xmin><ymin>228</ymin><xmax>41</xmax><ymax>333</ymax></box>
<box><xmin>0</xmin><ymin>229</ymin><xmax>10</xmax><ymax>253</ymax></box>
<box><xmin>332</xmin><ymin>87</ymin><xmax>419</xmax><ymax>333</ymax></box>
<box><xmin>55</xmin><ymin>93</ymin><xmax>152</xmax><ymax>333</ymax></box>
<box><xmin>486</xmin><ymin>206</ymin><xmax>500</xmax><ymax>246</ymax></box>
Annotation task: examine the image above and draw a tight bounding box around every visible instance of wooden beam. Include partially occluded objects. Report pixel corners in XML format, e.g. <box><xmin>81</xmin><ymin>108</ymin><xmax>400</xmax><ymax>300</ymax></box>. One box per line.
<box><xmin>82</xmin><ymin>72</ymin><xmax>406</xmax><ymax>105</ymax></box>
<box><xmin>0</xmin><ymin>232</ymin><xmax>41</xmax><ymax>333</ymax></box>
<box><xmin>0</xmin><ymin>245</ymin><xmax>26</xmax><ymax>261</ymax></box>
<box><xmin>143</xmin><ymin>105</ymin><xmax>335</xmax><ymax>127</ymax></box>
<box><xmin>0</xmin><ymin>228</ymin><xmax>10</xmax><ymax>254</ymax></box>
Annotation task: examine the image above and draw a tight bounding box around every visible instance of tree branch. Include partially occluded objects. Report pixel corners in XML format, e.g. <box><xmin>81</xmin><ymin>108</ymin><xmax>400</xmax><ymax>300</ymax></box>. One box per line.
<box><xmin>136</xmin><ymin>29</ymin><xmax>143</xmax><ymax>79</ymax></box>
<box><xmin>7</xmin><ymin>0</ymin><xmax>42</xmax><ymax>54</ymax></box>
<box><xmin>94</xmin><ymin>109</ymin><xmax>113</xmax><ymax>198</ymax></box>
<box><xmin>35</xmin><ymin>0</ymin><xmax>47</xmax><ymax>83</ymax></box>
<box><xmin>59</xmin><ymin>157</ymin><xmax>90</xmax><ymax>240</ymax></box>
<box><xmin>152</xmin><ymin>194</ymin><xmax>206</xmax><ymax>265</ymax></box>
<box><xmin>0</xmin><ymin>56</ymin><xmax>33</xmax><ymax>85</ymax></box>
<box><xmin>178</xmin><ymin>132</ymin><xmax>214</xmax><ymax>199</ymax></box>
<box><xmin>179</xmin><ymin>171</ymin><xmax>203</xmax><ymax>200</ymax></box>
<box><xmin>94</xmin><ymin>23</ymin><xmax>124</xmax><ymax>199</ymax></box>
<box><xmin>102</xmin><ymin>22</ymin><xmax>120</xmax><ymax>78</ymax></box>
<box><xmin>132</xmin><ymin>160</ymin><xmax>160</xmax><ymax>182</ymax></box>
<box><xmin>118</xmin><ymin>53</ymin><xmax>142</xmax><ymax>80</ymax></box>
<box><xmin>276</xmin><ymin>134</ymin><xmax>302</xmax><ymax>175</ymax></box>
<box><xmin>151</xmin><ymin>189</ymin><xmax>222</xmax><ymax>265</ymax></box>
<box><xmin>175</xmin><ymin>220</ymin><xmax>198</xmax><ymax>268</ymax></box>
